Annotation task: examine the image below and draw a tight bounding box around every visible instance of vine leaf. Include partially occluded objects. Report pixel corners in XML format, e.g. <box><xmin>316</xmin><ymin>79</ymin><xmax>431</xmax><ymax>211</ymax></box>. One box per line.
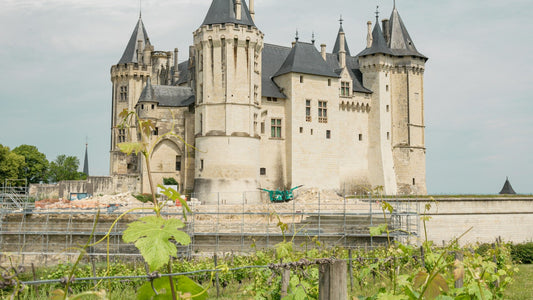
<box><xmin>137</xmin><ymin>276</ymin><xmax>207</xmax><ymax>300</ymax></box>
<box><xmin>123</xmin><ymin>216</ymin><xmax>191</xmax><ymax>271</ymax></box>
<box><xmin>413</xmin><ymin>270</ymin><xmax>449</xmax><ymax>299</ymax></box>
<box><xmin>369</xmin><ymin>224</ymin><xmax>387</xmax><ymax>237</ymax></box>
<box><xmin>119</xmin><ymin>142</ymin><xmax>145</xmax><ymax>155</ymax></box>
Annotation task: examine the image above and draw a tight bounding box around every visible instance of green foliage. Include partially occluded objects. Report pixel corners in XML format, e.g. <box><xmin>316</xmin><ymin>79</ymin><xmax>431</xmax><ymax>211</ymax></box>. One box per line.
<box><xmin>137</xmin><ymin>276</ymin><xmax>207</xmax><ymax>300</ymax></box>
<box><xmin>123</xmin><ymin>216</ymin><xmax>191</xmax><ymax>271</ymax></box>
<box><xmin>48</xmin><ymin>154</ymin><xmax>86</xmax><ymax>182</ymax></box>
<box><xmin>0</xmin><ymin>144</ymin><xmax>26</xmax><ymax>184</ymax></box>
<box><xmin>134</xmin><ymin>193</ymin><xmax>159</xmax><ymax>203</ymax></box>
<box><xmin>163</xmin><ymin>177</ymin><xmax>179</xmax><ymax>186</ymax></box>
<box><xmin>12</xmin><ymin>144</ymin><xmax>49</xmax><ymax>183</ymax></box>
<box><xmin>510</xmin><ymin>242</ymin><xmax>533</xmax><ymax>264</ymax></box>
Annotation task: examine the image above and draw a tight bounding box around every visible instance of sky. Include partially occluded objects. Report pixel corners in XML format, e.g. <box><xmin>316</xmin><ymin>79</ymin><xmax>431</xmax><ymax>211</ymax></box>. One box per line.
<box><xmin>0</xmin><ymin>0</ymin><xmax>532</xmax><ymax>195</ymax></box>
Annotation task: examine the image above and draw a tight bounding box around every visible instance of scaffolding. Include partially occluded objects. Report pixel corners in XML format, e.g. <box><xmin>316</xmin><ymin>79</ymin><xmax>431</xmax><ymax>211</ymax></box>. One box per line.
<box><xmin>0</xmin><ymin>190</ymin><xmax>420</xmax><ymax>265</ymax></box>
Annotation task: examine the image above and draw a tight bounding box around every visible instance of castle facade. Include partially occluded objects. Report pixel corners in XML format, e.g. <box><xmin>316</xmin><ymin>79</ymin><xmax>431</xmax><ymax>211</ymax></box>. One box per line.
<box><xmin>109</xmin><ymin>0</ymin><xmax>428</xmax><ymax>203</ymax></box>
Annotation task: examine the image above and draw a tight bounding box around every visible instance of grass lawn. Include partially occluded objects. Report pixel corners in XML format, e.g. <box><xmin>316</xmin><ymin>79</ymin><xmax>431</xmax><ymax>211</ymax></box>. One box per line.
<box><xmin>505</xmin><ymin>264</ymin><xmax>533</xmax><ymax>300</ymax></box>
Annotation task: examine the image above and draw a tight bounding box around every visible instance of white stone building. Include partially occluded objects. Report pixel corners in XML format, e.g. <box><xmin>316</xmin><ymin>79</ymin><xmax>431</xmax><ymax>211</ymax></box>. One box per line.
<box><xmin>109</xmin><ymin>0</ymin><xmax>428</xmax><ymax>203</ymax></box>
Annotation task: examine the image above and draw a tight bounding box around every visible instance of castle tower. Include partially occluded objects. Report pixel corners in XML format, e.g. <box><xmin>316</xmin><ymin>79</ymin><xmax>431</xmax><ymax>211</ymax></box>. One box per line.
<box><xmin>110</xmin><ymin>16</ymin><xmax>152</xmax><ymax>176</ymax></box>
<box><xmin>386</xmin><ymin>6</ymin><xmax>428</xmax><ymax>195</ymax></box>
<box><xmin>358</xmin><ymin>16</ymin><xmax>398</xmax><ymax>195</ymax></box>
<box><xmin>357</xmin><ymin>5</ymin><xmax>428</xmax><ymax>195</ymax></box>
<box><xmin>193</xmin><ymin>0</ymin><xmax>264</xmax><ymax>204</ymax></box>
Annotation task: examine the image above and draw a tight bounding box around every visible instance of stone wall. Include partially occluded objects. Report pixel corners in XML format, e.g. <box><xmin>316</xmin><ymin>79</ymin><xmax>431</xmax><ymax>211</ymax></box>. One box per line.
<box><xmin>417</xmin><ymin>197</ymin><xmax>533</xmax><ymax>245</ymax></box>
<box><xmin>29</xmin><ymin>176</ymin><xmax>139</xmax><ymax>200</ymax></box>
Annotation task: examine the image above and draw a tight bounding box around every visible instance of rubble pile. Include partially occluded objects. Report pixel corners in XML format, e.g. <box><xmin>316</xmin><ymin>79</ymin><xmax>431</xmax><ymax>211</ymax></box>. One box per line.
<box><xmin>34</xmin><ymin>193</ymin><xmax>151</xmax><ymax>211</ymax></box>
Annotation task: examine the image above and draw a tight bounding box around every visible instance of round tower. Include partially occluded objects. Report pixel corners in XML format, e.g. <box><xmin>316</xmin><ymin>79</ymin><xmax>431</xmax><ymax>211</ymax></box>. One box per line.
<box><xmin>110</xmin><ymin>16</ymin><xmax>152</xmax><ymax>177</ymax></box>
<box><xmin>193</xmin><ymin>0</ymin><xmax>264</xmax><ymax>204</ymax></box>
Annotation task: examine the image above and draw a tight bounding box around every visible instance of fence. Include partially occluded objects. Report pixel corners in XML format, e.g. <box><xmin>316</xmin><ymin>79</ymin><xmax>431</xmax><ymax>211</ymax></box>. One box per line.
<box><xmin>1</xmin><ymin>188</ymin><xmax>420</xmax><ymax>265</ymax></box>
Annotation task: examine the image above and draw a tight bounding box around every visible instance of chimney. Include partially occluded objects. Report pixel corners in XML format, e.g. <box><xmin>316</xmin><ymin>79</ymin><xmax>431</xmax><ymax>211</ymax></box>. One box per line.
<box><xmin>366</xmin><ymin>21</ymin><xmax>373</xmax><ymax>48</ymax></box>
<box><xmin>339</xmin><ymin>32</ymin><xmax>346</xmax><ymax>68</ymax></box>
<box><xmin>382</xmin><ymin>19</ymin><xmax>390</xmax><ymax>44</ymax></box>
<box><xmin>173</xmin><ymin>48</ymin><xmax>180</xmax><ymax>84</ymax></box>
<box><xmin>166</xmin><ymin>52</ymin><xmax>172</xmax><ymax>85</ymax></box>
<box><xmin>320</xmin><ymin>44</ymin><xmax>327</xmax><ymax>61</ymax></box>
<box><xmin>235</xmin><ymin>0</ymin><xmax>242</xmax><ymax>20</ymax></box>
<box><xmin>143</xmin><ymin>44</ymin><xmax>152</xmax><ymax>66</ymax></box>
<box><xmin>137</xmin><ymin>39</ymin><xmax>143</xmax><ymax>64</ymax></box>
<box><xmin>249</xmin><ymin>0</ymin><xmax>255</xmax><ymax>21</ymax></box>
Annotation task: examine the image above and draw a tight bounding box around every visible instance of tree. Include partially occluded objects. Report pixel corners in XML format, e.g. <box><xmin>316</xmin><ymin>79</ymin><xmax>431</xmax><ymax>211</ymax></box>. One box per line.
<box><xmin>12</xmin><ymin>145</ymin><xmax>49</xmax><ymax>184</ymax></box>
<box><xmin>0</xmin><ymin>144</ymin><xmax>26</xmax><ymax>185</ymax></box>
<box><xmin>48</xmin><ymin>155</ymin><xmax>87</xmax><ymax>183</ymax></box>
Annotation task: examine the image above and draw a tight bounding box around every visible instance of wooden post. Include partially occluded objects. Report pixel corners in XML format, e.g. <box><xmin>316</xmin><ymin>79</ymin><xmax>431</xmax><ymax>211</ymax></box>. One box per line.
<box><xmin>319</xmin><ymin>260</ymin><xmax>347</xmax><ymax>300</ymax></box>
<box><xmin>214</xmin><ymin>254</ymin><xmax>220</xmax><ymax>298</ymax></box>
<box><xmin>348</xmin><ymin>249</ymin><xmax>354</xmax><ymax>293</ymax></box>
<box><xmin>280</xmin><ymin>269</ymin><xmax>290</xmax><ymax>297</ymax></box>
<box><xmin>31</xmin><ymin>263</ymin><xmax>39</xmax><ymax>297</ymax></box>
<box><xmin>91</xmin><ymin>258</ymin><xmax>97</xmax><ymax>286</ymax></box>
<box><xmin>454</xmin><ymin>252</ymin><xmax>464</xmax><ymax>288</ymax></box>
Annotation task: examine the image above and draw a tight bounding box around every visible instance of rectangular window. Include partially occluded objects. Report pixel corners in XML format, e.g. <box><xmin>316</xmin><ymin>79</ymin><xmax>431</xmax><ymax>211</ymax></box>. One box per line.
<box><xmin>318</xmin><ymin>101</ymin><xmax>328</xmax><ymax>123</ymax></box>
<box><xmin>306</xmin><ymin>99</ymin><xmax>311</xmax><ymax>122</ymax></box>
<box><xmin>118</xmin><ymin>129</ymin><xmax>126</xmax><ymax>143</ymax></box>
<box><xmin>387</xmin><ymin>132</ymin><xmax>390</xmax><ymax>140</ymax></box>
<box><xmin>260</xmin><ymin>168</ymin><xmax>266</xmax><ymax>175</ymax></box>
<box><xmin>254</xmin><ymin>114</ymin><xmax>258</xmax><ymax>135</ymax></box>
<box><xmin>341</xmin><ymin>81</ymin><xmax>350</xmax><ymax>97</ymax></box>
<box><xmin>119</xmin><ymin>86</ymin><xmax>128</xmax><ymax>101</ymax></box>
<box><xmin>200</xmin><ymin>159</ymin><xmax>204</xmax><ymax>171</ymax></box>
<box><xmin>358</xmin><ymin>134</ymin><xmax>363</xmax><ymax>141</ymax></box>
<box><xmin>300</xmin><ymin>75</ymin><xmax>304</xmax><ymax>83</ymax></box>
<box><xmin>271</xmin><ymin>118</ymin><xmax>282</xmax><ymax>138</ymax></box>
<box><xmin>386</xmin><ymin>105</ymin><xmax>390</xmax><ymax>112</ymax></box>
<box><xmin>328</xmin><ymin>79</ymin><xmax>332</xmax><ymax>86</ymax></box>
<box><xmin>175</xmin><ymin>156</ymin><xmax>181</xmax><ymax>171</ymax></box>
<box><xmin>153</xmin><ymin>127</ymin><xmax>159</xmax><ymax>136</ymax></box>
<box><xmin>260</xmin><ymin>122</ymin><xmax>265</xmax><ymax>134</ymax></box>
<box><xmin>326</xmin><ymin>130</ymin><xmax>331</xmax><ymax>139</ymax></box>
<box><xmin>254</xmin><ymin>85</ymin><xmax>259</xmax><ymax>104</ymax></box>
<box><xmin>299</xmin><ymin>127</ymin><xmax>303</xmax><ymax>133</ymax></box>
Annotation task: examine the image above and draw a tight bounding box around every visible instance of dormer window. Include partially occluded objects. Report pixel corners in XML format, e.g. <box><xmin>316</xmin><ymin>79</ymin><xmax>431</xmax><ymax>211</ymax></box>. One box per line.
<box><xmin>341</xmin><ymin>81</ymin><xmax>350</xmax><ymax>97</ymax></box>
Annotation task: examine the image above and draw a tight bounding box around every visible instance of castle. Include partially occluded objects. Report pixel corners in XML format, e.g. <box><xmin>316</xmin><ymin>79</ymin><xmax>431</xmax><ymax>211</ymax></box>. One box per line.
<box><xmin>109</xmin><ymin>0</ymin><xmax>428</xmax><ymax>204</ymax></box>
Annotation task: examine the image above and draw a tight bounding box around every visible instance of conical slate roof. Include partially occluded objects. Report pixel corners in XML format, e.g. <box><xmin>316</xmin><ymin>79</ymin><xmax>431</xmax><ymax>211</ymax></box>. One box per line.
<box><xmin>273</xmin><ymin>42</ymin><xmax>339</xmax><ymax>78</ymax></box>
<box><xmin>83</xmin><ymin>144</ymin><xmax>89</xmax><ymax>176</ymax></box>
<box><xmin>499</xmin><ymin>177</ymin><xmax>517</xmax><ymax>195</ymax></box>
<box><xmin>118</xmin><ymin>17</ymin><xmax>151</xmax><ymax>64</ymax></box>
<box><xmin>138</xmin><ymin>77</ymin><xmax>156</xmax><ymax>103</ymax></box>
<box><xmin>138</xmin><ymin>77</ymin><xmax>195</xmax><ymax>107</ymax></box>
<box><xmin>388</xmin><ymin>8</ymin><xmax>426</xmax><ymax>59</ymax></box>
<box><xmin>357</xmin><ymin>23</ymin><xmax>393</xmax><ymax>57</ymax></box>
<box><xmin>202</xmin><ymin>0</ymin><xmax>255</xmax><ymax>27</ymax></box>
<box><xmin>332</xmin><ymin>25</ymin><xmax>351</xmax><ymax>56</ymax></box>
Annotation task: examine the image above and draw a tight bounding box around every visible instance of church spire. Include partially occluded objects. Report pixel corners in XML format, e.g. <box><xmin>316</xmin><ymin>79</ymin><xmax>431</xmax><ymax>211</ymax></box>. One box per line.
<box><xmin>83</xmin><ymin>141</ymin><xmax>89</xmax><ymax>176</ymax></box>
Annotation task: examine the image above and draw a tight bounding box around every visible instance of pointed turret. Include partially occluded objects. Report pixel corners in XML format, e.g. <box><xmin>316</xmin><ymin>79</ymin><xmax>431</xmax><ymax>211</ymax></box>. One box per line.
<box><xmin>357</xmin><ymin>22</ymin><xmax>393</xmax><ymax>57</ymax></box>
<box><xmin>83</xmin><ymin>143</ymin><xmax>89</xmax><ymax>176</ymax></box>
<box><xmin>202</xmin><ymin>0</ymin><xmax>255</xmax><ymax>27</ymax></box>
<box><xmin>387</xmin><ymin>7</ymin><xmax>426</xmax><ymax>58</ymax></box>
<box><xmin>499</xmin><ymin>177</ymin><xmax>517</xmax><ymax>195</ymax></box>
<box><xmin>118</xmin><ymin>17</ymin><xmax>151</xmax><ymax>64</ymax></box>
<box><xmin>138</xmin><ymin>77</ymin><xmax>155</xmax><ymax>103</ymax></box>
<box><xmin>332</xmin><ymin>23</ymin><xmax>351</xmax><ymax>56</ymax></box>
